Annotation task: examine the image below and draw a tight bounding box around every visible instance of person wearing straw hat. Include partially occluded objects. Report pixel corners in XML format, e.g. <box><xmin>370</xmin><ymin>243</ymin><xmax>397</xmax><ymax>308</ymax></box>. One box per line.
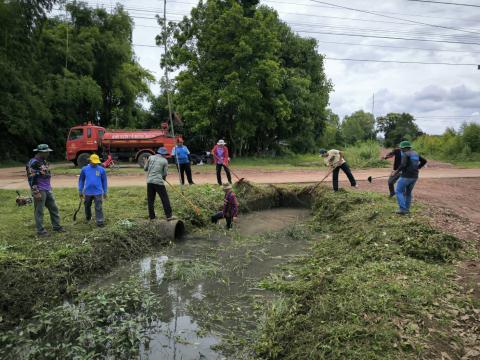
<box><xmin>78</xmin><ymin>154</ymin><xmax>108</xmax><ymax>227</ymax></box>
<box><xmin>393</xmin><ymin>141</ymin><xmax>427</xmax><ymax>215</ymax></box>
<box><xmin>26</xmin><ymin>144</ymin><xmax>65</xmax><ymax>236</ymax></box>
<box><xmin>144</xmin><ymin>147</ymin><xmax>175</xmax><ymax>221</ymax></box>
<box><xmin>211</xmin><ymin>183</ymin><xmax>238</xmax><ymax>229</ymax></box>
<box><xmin>212</xmin><ymin>139</ymin><xmax>232</xmax><ymax>185</ymax></box>
<box><xmin>319</xmin><ymin>148</ymin><xmax>357</xmax><ymax>192</ymax></box>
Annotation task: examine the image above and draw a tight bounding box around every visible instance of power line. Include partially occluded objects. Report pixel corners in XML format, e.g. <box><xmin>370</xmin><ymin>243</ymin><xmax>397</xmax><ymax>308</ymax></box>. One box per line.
<box><xmin>298</xmin><ymin>29</ymin><xmax>480</xmax><ymax>46</ymax></box>
<box><xmin>324</xmin><ymin>57</ymin><xmax>478</xmax><ymax>66</ymax></box>
<box><xmin>315</xmin><ymin>39</ymin><xmax>480</xmax><ymax>54</ymax></box>
<box><xmin>309</xmin><ymin>0</ymin><xmax>480</xmax><ymax>35</ymax></box>
<box><xmin>407</xmin><ymin>0</ymin><xmax>480</xmax><ymax>8</ymax></box>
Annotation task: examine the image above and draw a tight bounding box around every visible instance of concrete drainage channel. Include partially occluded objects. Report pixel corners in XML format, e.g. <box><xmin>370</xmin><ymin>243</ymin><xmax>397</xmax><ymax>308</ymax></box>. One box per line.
<box><xmin>91</xmin><ymin>207</ymin><xmax>312</xmax><ymax>359</ymax></box>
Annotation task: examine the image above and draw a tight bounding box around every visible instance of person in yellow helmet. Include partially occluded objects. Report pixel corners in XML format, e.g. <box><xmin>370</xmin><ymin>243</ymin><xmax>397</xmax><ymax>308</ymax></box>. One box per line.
<box><xmin>78</xmin><ymin>154</ymin><xmax>108</xmax><ymax>226</ymax></box>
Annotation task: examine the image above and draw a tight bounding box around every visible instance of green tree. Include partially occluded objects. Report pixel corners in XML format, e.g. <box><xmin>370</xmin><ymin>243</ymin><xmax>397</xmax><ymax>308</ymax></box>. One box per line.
<box><xmin>376</xmin><ymin>113</ymin><xmax>423</xmax><ymax>148</ymax></box>
<box><xmin>318</xmin><ymin>109</ymin><xmax>343</xmax><ymax>148</ymax></box>
<box><xmin>461</xmin><ymin>122</ymin><xmax>480</xmax><ymax>153</ymax></box>
<box><xmin>341</xmin><ymin>110</ymin><xmax>376</xmax><ymax>145</ymax></box>
<box><xmin>160</xmin><ymin>0</ymin><xmax>331</xmax><ymax>155</ymax></box>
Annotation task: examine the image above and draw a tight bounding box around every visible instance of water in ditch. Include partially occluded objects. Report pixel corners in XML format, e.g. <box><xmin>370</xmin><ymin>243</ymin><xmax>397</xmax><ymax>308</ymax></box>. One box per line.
<box><xmin>91</xmin><ymin>208</ymin><xmax>311</xmax><ymax>359</ymax></box>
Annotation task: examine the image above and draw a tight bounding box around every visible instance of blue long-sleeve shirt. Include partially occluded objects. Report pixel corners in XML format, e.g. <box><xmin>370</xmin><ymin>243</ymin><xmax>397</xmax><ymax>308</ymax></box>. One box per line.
<box><xmin>78</xmin><ymin>164</ymin><xmax>108</xmax><ymax>196</ymax></box>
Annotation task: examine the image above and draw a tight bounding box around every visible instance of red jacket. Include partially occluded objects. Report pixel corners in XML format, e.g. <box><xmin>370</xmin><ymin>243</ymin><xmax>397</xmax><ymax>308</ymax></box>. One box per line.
<box><xmin>212</xmin><ymin>145</ymin><xmax>229</xmax><ymax>166</ymax></box>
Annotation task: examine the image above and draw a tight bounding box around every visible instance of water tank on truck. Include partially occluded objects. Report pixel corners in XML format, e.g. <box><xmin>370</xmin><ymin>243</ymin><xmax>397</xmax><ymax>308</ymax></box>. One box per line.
<box><xmin>66</xmin><ymin>122</ymin><xmax>183</xmax><ymax>168</ymax></box>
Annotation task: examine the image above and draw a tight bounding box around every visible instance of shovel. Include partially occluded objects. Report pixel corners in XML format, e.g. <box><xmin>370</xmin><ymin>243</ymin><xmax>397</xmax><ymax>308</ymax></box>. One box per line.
<box><xmin>73</xmin><ymin>198</ymin><xmax>82</xmax><ymax>221</ymax></box>
<box><xmin>367</xmin><ymin>175</ymin><xmax>390</xmax><ymax>183</ymax></box>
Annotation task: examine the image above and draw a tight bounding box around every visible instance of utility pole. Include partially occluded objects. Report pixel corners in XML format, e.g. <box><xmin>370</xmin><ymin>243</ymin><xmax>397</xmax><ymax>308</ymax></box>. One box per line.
<box><xmin>163</xmin><ymin>0</ymin><xmax>182</xmax><ymax>186</ymax></box>
<box><xmin>163</xmin><ymin>0</ymin><xmax>175</xmax><ymax>138</ymax></box>
<box><xmin>371</xmin><ymin>92</ymin><xmax>375</xmax><ymax>117</ymax></box>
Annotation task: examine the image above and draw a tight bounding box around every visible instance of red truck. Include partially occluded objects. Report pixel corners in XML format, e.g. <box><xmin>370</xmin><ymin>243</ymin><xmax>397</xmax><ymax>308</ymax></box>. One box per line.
<box><xmin>66</xmin><ymin>122</ymin><xmax>182</xmax><ymax>167</ymax></box>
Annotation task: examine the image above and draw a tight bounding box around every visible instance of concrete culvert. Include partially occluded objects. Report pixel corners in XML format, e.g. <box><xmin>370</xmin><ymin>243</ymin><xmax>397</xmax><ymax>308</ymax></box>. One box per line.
<box><xmin>148</xmin><ymin>219</ymin><xmax>186</xmax><ymax>240</ymax></box>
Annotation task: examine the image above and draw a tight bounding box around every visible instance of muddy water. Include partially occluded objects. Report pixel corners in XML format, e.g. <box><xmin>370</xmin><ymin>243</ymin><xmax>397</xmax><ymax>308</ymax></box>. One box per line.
<box><xmin>93</xmin><ymin>208</ymin><xmax>311</xmax><ymax>359</ymax></box>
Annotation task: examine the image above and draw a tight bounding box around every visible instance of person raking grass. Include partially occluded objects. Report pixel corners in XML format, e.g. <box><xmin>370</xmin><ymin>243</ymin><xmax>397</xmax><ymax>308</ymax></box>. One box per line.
<box><xmin>211</xmin><ymin>183</ymin><xmax>238</xmax><ymax>229</ymax></box>
<box><xmin>171</xmin><ymin>138</ymin><xmax>195</xmax><ymax>185</ymax></box>
<box><xmin>144</xmin><ymin>147</ymin><xmax>175</xmax><ymax>221</ymax></box>
<box><xmin>393</xmin><ymin>140</ymin><xmax>427</xmax><ymax>215</ymax></box>
<box><xmin>212</xmin><ymin>139</ymin><xmax>232</xmax><ymax>185</ymax></box>
<box><xmin>78</xmin><ymin>154</ymin><xmax>108</xmax><ymax>227</ymax></box>
<box><xmin>319</xmin><ymin>148</ymin><xmax>358</xmax><ymax>192</ymax></box>
<box><xmin>26</xmin><ymin>144</ymin><xmax>65</xmax><ymax>236</ymax></box>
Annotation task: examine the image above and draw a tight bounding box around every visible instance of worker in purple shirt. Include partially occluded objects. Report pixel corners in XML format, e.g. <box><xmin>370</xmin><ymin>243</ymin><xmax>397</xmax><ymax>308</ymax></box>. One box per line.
<box><xmin>26</xmin><ymin>144</ymin><xmax>65</xmax><ymax>236</ymax></box>
<box><xmin>211</xmin><ymin>183</ymin><xmax>238</xmax><ymax>229</ymax></box>
<box><xmin>78</xmin><ymin>154</ymin><xmax>108</xmax><ymax>227</ymax></box>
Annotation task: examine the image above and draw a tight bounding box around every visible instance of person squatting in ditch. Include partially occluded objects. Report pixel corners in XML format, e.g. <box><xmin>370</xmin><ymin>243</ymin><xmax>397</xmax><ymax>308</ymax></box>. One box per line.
<box><xmin>211</xmin><ymin>183</ymin><xmax>238</xmax><ymax>229</ymax></box>
<box><xmin>212</xmin><ymin>139</ymin><xmax>232</xmax><ymax>185</ymax></box>
<box><xmin>319</xmin><ymin>148</ymin><xmax>358</xmax><ymax>192</ymax></box>
<box><xmin>78</xmin><ymin>154</ymin><xmax>108</xmax><ymax>227</ymax></box>
<box><xmin>26</xmin><ymin>144</ymin><xmax>65</xmax><ymax>236</ymax></box>
<box><xmin>144</xmin><ymin>147</ymin><xmax>175</xmax><ymax>221</ymax></box>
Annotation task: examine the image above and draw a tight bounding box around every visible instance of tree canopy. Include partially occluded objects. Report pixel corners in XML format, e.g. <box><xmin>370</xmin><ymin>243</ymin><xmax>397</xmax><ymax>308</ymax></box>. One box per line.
<box><xmin>0</xmin><ymin>1</ymin><xmax>152</xmax><ymax>160</ymax></box>
<box><xmin>376</xmin><ymin>113</ymin><xmax>423</xmax><ymax>148</ymax></box>
<box><xmin>159</xmin><ymin>0</ymin><xmax>332</xmax><ymax>155</ymax></box>
<box><xmin>341</xmin><ymin>110</ymin><xmax>376</xmax><ymax>145</ymax></box>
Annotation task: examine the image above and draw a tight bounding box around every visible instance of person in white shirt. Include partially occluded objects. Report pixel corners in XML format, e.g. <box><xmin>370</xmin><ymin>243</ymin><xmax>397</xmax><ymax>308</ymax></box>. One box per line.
<box><xmin>319</xmin><ymin>148</ymin><xmax>357</xmax><ymax>192</ymax></box>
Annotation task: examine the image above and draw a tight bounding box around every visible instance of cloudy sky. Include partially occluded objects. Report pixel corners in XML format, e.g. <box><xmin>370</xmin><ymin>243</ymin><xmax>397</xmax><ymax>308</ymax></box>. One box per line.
<box><xmin>78</xmin><ymin>0</ymin><xmax>480</xmax><ymax>134</ymax></box>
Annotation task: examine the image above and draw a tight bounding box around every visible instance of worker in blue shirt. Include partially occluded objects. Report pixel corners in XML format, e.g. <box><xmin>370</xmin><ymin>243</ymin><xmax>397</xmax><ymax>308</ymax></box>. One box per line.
<box><xmin>171</xmin><ymin>138</ymin><xmax>195</xmax><ymax>185</ymax></box>
<box><xmin>78</xmin><ymin>154</ymin><xmax>108</xmax><ymax>226</ymax></box>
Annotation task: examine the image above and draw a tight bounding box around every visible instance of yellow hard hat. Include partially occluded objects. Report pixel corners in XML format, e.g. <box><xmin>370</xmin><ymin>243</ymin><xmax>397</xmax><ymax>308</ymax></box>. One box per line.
<box><xmin>89</xmin><ymin>154</ymin><xmax>101</xmax><ymax>164</ymax></box>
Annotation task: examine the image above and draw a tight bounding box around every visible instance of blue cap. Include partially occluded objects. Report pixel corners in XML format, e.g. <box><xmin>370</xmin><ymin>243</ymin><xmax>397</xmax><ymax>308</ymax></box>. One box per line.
<box><xmin>157</xmin><ymin>147</ymin><xmax>168</xmax><ymax>155</ymax></box>
<box><xmin>319</xmin><ymin>148</ymin><xmax>327</xmax><ymax>155</ymax></box>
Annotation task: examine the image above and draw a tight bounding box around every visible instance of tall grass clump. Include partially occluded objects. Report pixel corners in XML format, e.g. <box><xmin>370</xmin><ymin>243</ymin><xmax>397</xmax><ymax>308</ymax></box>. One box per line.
<box><xmin>343</xmin><ymin>140</ymin><xmax>388</xmax><ymax>168</ymax></box>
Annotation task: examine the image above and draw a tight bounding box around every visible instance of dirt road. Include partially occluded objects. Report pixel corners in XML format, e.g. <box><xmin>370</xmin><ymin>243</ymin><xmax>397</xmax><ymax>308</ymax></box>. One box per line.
<box><xmin>1</xmin><ymin>165</ymin><xmax>479</xmax><ymax>189</ymax></box>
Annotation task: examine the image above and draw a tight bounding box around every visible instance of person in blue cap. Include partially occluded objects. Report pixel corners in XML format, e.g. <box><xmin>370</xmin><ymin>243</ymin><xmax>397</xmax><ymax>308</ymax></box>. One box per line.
<box><xmin>171</xmin><ymin>138</ymin><xmax>194</xmax><ymax>185</ymax></box>
<box><xmin>144</xmin><ymin>147</ymin><xmax>175</xmax><ymax>221</ymax></box>
<box><xmin>392</xmin><ymin>141</ymin><xmax>427</xmax><ymax>215</ymax></box>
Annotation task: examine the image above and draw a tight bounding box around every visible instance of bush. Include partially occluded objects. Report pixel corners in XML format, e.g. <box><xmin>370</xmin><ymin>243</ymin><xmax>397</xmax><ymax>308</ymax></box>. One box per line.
<box><xmin>343</xmin><ymin>140</ymin><xmax>388</xmax><ymax>168</ymax></box>
<box><xmin>414</xmin><ymin>123</ymin><xmax>480</xmax><ymax>162</ymax></box>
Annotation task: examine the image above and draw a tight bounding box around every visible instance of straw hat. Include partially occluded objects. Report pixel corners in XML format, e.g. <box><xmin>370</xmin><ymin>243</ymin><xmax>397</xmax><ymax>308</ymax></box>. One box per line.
<box><xmin>217</xmin><ymin>139</ymin><xmax>226</xmax><ymax>145</ymax></box>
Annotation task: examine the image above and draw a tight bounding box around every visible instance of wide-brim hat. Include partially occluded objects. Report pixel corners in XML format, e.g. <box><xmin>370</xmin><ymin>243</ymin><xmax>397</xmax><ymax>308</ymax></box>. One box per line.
<box><xmin>157</xmin><ymin>147</ymin><xmax>169</xmax><ymax>155</ymax></box>
<box><xmin>399</xmin><ymin>140</ymin><xmax>412</xmax><ymax>149</ymax></box>
<box><xmin>89</xmin><ymin>154</ymin><xmax>101</xmax><ymax>164</ymax></box>
<box><xmin>222</xmin><ymin>183</ymin><xmax>232</xmax><ymax>190</ymax></box>
<box><xmin>33</xmin><ymin>144</ymin><xmax>53</xmax><ymax>152</ymax></box>
<box><xmin>217</xmin><ymin>139</ymin><xmax>226</xmax><ymax>145</ymax></box>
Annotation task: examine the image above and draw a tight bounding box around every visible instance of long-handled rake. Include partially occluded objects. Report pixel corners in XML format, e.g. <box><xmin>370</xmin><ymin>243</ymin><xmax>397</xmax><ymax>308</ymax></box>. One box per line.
<box><xmin>225</xmin><ymin>165</ymin><xmax>245</xmax><ymax>184</ymax></box>
<box><xmin>164</xmin><ymin>179</ymin><xmax>201</xmax><ymax>215</ymax></box>
<box><xmin>73</xmin><ymin>198</ymin><xmax>82</xmax><ymax>221</ymax></box>
<box><xmin>367</xmin><ymin>175</ymin><xmax>390</xmax><ymax>183</ymax></box>
<box><xmin>308</xmin><ymin>168</ymin><xmax>334</xmax><ymax>194</ymax></box>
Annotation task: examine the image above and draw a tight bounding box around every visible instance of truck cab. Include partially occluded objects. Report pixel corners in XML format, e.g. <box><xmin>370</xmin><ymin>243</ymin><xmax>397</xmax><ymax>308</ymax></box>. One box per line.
<box><xmin>66</xmin><ymin>123</ymin><xmax>105</xmax><ymax>167</ymax></box>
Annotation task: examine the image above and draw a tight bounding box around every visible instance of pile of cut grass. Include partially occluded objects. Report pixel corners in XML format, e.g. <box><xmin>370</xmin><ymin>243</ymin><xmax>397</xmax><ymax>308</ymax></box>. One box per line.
<box><xmin>255</xmin><ymin>188</ymin><xmax>468</xmax><ymax>360</ymax></box>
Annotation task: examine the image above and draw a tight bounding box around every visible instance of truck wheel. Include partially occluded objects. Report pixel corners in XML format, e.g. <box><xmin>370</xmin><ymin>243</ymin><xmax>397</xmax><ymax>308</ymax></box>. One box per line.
<box><xmin>137</xmin><ymin>153</ymin><xmax>151</xmax><ymax>168</ymax></box>
<box><xmin>77</xmin><ymin>153</ymin><xmax>90</xmax><ymax>168</ymax></box>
